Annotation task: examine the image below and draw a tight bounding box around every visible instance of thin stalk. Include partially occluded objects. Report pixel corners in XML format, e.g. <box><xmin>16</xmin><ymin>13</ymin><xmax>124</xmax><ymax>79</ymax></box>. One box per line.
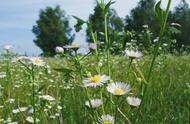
<box><xmin>100</xmin><ymin>89</ymin><xmax>105</xmax><ymax>114</ymax></box>
<box><xmin>90</xmin><ymin>30</ymin><xmax>101</xmax><ymax>74</ymax></box>
<box><xmin>144</xmin><ymin>0</ymin><xmax>172</xmax><ymax>99</ymax></box>
<box><xmin>117</xmin><ymin>107</ymin><xmax>131</xmax><ymax>124</ymax></box>
<box><xmin>140</xmin><ymin>0</ymin><xmax>172</xmax><ymax>114</ymax></box>
<box><xmin>147</xmin><ymin>0</ymin><xmax>172</xmax><ymax>82</ymax></box>
<box><xmin>126</xmin><ymin>58</ymin><xmax>133</xmax><ymax>79</ymax></box>
<box><xmin>31</xmin><ymin>65</ymin><xmax>36</xmax><ymax>124</ymax></box>
<box><xmin>104</xmin><ymin>13</ymin><xmax>111</xmax><ymax>77</ymax></box>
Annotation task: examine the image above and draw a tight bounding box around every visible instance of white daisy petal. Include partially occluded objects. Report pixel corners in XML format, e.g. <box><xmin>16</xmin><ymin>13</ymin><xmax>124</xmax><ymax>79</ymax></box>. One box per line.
<box><xmin>30</xmin><ymin>57</ymin><xmax>45</xmax><ymax>66</ymax></box>
<box><xmin>83</xmin><ymin>75</ymin><xmax>109</xmax><ymax>88</ymax></box>
<box><xmin>100</xmin><ymin>114</ymin><xmax>114</xmax><ymax>124</ymax></box>
<box><xmin>85</xmin><ymin>99</ymin><xmax>103</xmax><ymax>108</ymax></box>
<box><xmin>107</xmin><ymin>82</ymin><xmax>131</xmax><ymax>96</ymax></box>
<box><xmin>127</xmin><ymin>96</ymin><xmax>141</xmax><ymax>107</ymax></box>
<box><xmin>125</xmin><ymin>50</ymin><xmax>142</xmax><ymax>58</ymax></box>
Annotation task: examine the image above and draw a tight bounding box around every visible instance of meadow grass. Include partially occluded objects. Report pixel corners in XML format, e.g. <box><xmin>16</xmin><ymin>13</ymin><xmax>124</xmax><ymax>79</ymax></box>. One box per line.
<box><xmin>0</xmin><ymin>55</ymin><xmax>189</xmax><ymax>124</ymax></box>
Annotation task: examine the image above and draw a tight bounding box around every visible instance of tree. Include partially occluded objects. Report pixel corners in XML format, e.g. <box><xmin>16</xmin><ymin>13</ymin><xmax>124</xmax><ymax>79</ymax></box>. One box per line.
<box><xmin>32</xmin><ymin>6</ymin><xmax>72</xmax><ymax>56</ymax></box>
<box><xmin>125</xmin><ymin>0</ymin><xmax>159</xmax><ymax>34</ymax></box>
<box><xmin>86</xmin><ymin>2</ymin><xmax>124</xmax><ymax>53</ymax></box>
<box><xmin>171</xmin><ymin>0</ymin><xmax>190</xmax><ymax>49</ymax></box>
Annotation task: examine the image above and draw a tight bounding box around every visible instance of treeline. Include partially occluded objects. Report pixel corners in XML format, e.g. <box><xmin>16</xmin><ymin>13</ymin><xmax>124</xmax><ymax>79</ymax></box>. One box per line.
<box><xmin>32</xmin><ymin>0</ymin><xmax>190</xmax><ymax>56</ymax></box>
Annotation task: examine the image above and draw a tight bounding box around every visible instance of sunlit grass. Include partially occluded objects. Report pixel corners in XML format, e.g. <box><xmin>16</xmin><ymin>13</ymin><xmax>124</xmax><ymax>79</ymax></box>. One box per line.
<box><xmin>0</xmin><ymin>55</ymin><xmax>189</xmax><ymax>123</ymax></box>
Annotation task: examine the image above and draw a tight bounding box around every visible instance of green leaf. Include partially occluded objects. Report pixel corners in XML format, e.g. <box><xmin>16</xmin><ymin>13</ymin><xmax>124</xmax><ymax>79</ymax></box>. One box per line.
<box><xmin>169</xmin><ymin>27</ymin><xmax>181</xmax><ymax>34</ymax></box>
<box><xmin>104</xmin><ymin>0</ymin><xmax>115</xmax><ymax>14</ymax></box>
<box><xmin>73</xmin><ymin>16</ymin><xmax>86</xmax><ymax>32</ymax></box>
<box><xmin>155</xmin><ymin>0</ymin><xmax>165</xmax><ymax>26</ymax></box>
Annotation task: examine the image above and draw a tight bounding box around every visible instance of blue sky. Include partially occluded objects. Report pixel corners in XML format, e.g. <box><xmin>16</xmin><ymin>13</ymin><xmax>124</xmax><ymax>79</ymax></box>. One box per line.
<box><xmin>0</xmin><ymin>0</ymin><xmax>188</xmax><ymax>55</ymax></box>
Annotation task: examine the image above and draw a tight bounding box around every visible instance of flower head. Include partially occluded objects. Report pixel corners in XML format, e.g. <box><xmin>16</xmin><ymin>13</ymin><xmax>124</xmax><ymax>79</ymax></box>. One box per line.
<box><xmin>107</xmin><ymin>82</ymin><xmax>131</xmax><ymax>96</ymax></box>
<box><xmin>30</xmin><ymin>57</ymin><xmax>45</xmax><ymax>66</ymax></box>
<box><xmin>83</xmin><ymin>75</ymin><xmax>109</xmax><ymax>87</ymax></box>
<box><xmin>4</xmin><ymin>45</ymin><xmax>13</xmax><ymax>51</ymax></box>
<box><xmin>0</xmin><ymin>72</ymin><xmax>6</xmax><ymax>78</ymax></box>
<box><xmin>26</xmin><ymin>116</ymin><xmax>40</xmax><ymax>123</ymax></box>
<box><xmin>55</xmin><ymin>46</ymin><xmax>64</xmax><ymax>53</ymax></box>
<box><xmin>63</xmin><ymin>43</ymin><xmax>80</xmax><ymax>50</ymax></box>
<box><xmin>12</xmin><ymin>107</ymin><xmax>28</xmax><ymax>114</ymax></box>
<box><xmin>126</xmin><ymin>96</ymin><xmax>141</xmax><ymax>107</ymax></box>
<box><xmin>89</xmin><ymin>43</ymin><xmax>97</xmax><ymax>50</ymax></box>
<box><xmin>39</xmin><ymin>95</ymin><xmax>55</xmax><ymax>101</ymax></box>
<box><xmin>125</xmin><ymin>50</ymin><xmax>142</xmax><ymax>58</ymax></box>
<box><xmin>100</xmin><ymin>114</ymin><xmax>114</xmax><ymax>124</ymax></box>
<box><xmin>85</xmin><ymin>99</ymin><xmax>103</xmax><ymax>108</ymax></box>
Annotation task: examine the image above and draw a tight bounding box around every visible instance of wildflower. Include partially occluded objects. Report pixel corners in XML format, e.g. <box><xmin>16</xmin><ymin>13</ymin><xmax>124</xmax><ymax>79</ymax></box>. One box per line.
<box><xmin>126</xmin><ymin>96</ymin><xmax>141</xmax><ymax>107</ymax></box>
<box><xmin>0</xmin><ymin>72</ymin><xmax>6</xmax><ymax>78</ymax></box>
<box><xmin>55</xmin><ymin>113</ymin><xmax>60</xmax><ymax>117</ymax></box>
<box><xmin>39</xmin><ymin>95</ymin><xmax>55</xmax><ymax>101</ymax></box>
<box><xmin>163</xmin><ymin>43</ymin><xmax>168</xmax><ymax>47</ymax></box>
<box><xmin>142</xmin><ymin>25</ymin><xmax>148</xmax><ymax>28</ymax></box>
<box><xmin>55</xmin><ymin>46</ymin><xmax>64</xmax><ymax>53</ymax></box>
<box><xmin>171</xmin><ymin>23</ymin><xmax>181</xmax><ymax>27</ymax></box>
<box><xmin>7</xmin><ymin>99</ymin><xmax>15</xmax><ymax>104</ymax></box>
<box><xmin>63</xmin><ymin>43</ymin><xmax>80</xmax><ymax>50</ymax></box>
<box><xmin>83</xmin><ymin>75</ymin><xmax>109</xmax><ymax>87</ymax></box>
<box><xmin>57</xmin><ymin>106</ymin><xmax>62</xmax><ymax>110</ymax></box>
<box><xmin>30</xmin><ymin>57</ymin><xmax>45</xmax><ymax>66</ymax></box>
<box><xmin>107</xmin><ymin>82</ymin><xmax>131</xmax><ymax>96</ymax></box>
<box><xmin>12</xmin><ymin>56</ymin><xmax>30</xmax><ymax>63</ymax></box>
<box><xmin>125</xmin><ymin>50</ymin><xmax>142</xmax><ymax>59</ymax></box>
<box><xmin>85</xmin><ymin>99</ymin><xmax>103</xmax><ymax>108</ymax></box>
<box><xmin>89</xmin><ymin>43</ymin><xmax>97</xmax><ymax>50</ymax></box>
<box><xmin>4</xmin><ymin>45</ymin><xmax>13</xmax><ymax>50</ymax></box>
<box><xmin>100</xmin><ymin>114</ymin><xmax>114</xmax><ymax>124</ymax></box>
<box><xmin>12</xmin><ymin>107</ymin><xmax>28</xmax><ymax>114</ymax></box>
<box><xmin>26</xmin><ymin>116</ymin><xmax>40</xmax><ymax>123</ymax></box>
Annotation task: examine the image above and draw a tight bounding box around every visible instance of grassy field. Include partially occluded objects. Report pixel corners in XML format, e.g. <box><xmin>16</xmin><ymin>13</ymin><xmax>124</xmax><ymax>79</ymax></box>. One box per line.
<box><xmin>0</xmin><ymin>54</ymin><xmax>189</xmax><ymax>124</ymax></box>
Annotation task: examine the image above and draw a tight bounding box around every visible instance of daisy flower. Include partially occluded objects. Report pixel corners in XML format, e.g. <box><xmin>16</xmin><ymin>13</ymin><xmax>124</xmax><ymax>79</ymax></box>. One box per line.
<box><xmin>85</xmin><ymin>99</ymin><xmax>103</xmax><ymax>108</ymax></box>
<box><xmin>0</xmin><ymin>72</ymin><xmax>6</xmax><ymax>78</ymax></box>
<box><xmin>126</xmin><ymin>96</ymin><xmax>141</xmax><ymax>107</ymax></box>
<box><xmin>26</xmin><ymin>116</ymin><xmax>40</xmax><ymax>123</ymax></box>
<box><xmin>107</xmin><ymin>82</ymin><xmax>131</xmax><ymax>96</ymax></box>
<box><xmin>63</xmin><ymin>43</ymin><xmax>80</xmax><ymax>50</ymax></box>
<box><xmin>39</xmin><ymin>95</ymin><xmax>55</xmax><ymax>101</ymax></box>
<box><xmin>83</xmin><ymin>75</ymin><xmax>109</xmax><ymax>87</ymax></box>
<box><xmin>125</xmin><ymin>49</ymin><xmax>142</xmax><ymax>58</ymax></box>
<box><xmin>100</xmin><ymin>114</ymin><xmax>114</xmax><ymax>124</ymax></box>
<box><xmin>4</xmin><ymin>45</ymin><xmax>13</xmax><ymax>50</ymax></box>
<box><xmin>30</xmin><ymin>57</ymin><xmax>45</xmax><ymax>66</ymax></box>
<box><xmin>12</xmin><ymin>107</ymin><xmax>28</xmax><ymax>114</ymax></box>
<box><xmin>55</xmin><ymin>46</ymin><xmax>64</xmax><ymax>53</ymax></box>
<box><xmin>89</xmin><ymin>43</ymin><xmax>97</xmax><ymax>50</ymax></box>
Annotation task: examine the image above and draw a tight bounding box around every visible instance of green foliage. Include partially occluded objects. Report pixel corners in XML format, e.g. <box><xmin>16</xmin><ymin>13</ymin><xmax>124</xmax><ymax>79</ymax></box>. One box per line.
<box><xmin>125</xmin><ymin>0</ymin><xmax>159</xmax><ymax>34</ymax></box>
<box><xmin>86</xmin><ymin>1</ymin><xmax>124</xmax><ymax>54</ymax></box>
<box><xmin>171</xmin><ymin>0</ymin><xmax>190</xmax><ymax>50</ymax></box>
<box><xmin>32</xmin><ymin>6</ymin><xmax>72</xmax><ymax>56</ymax></box>
<box><xmin>0</xmin><ymin>55</ymin><xmax>190</xmax><ymax>123</ymax></box>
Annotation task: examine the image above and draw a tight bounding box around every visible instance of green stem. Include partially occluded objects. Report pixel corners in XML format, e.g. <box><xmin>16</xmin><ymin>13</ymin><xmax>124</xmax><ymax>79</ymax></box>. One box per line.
<box><xmin>104</xmin><ymin>13</ymin><xmax>111</xmax><ymax>77</ymax></box>
<box><xmin>126</xmin><ymin>58</ymin><xmax>133</xmax><ymax>79</ymax></box>
<box><xmin>140</xmin><ymin>0</ymin><xmax>172</xmax><ymax>115</ymax></box>
<box><xmin>147</xmin><ymin>0</ymin><xmax>172</xmax><ymax>82</ymax></box>
<box><xmin>31</xmin><ymin>65</ymin><xmax>36</xmax><ymax>124</ymax></box>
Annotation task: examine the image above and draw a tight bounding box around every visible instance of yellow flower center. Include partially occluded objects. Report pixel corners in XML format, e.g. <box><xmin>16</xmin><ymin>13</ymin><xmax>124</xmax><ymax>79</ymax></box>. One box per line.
<box><xmin>90</xmin><ymin>75</ymin><xmax>101</xmax><ymax>83</ymax></box>
<box><xmin>71</xmin><ymin>44</ymin><xmax>79</xmax><ymax>48</ymax></box>
<box><xmin>130</xmin><ymin>51</ymin><xmax>136</xmax><ymax>57</ymax></box>
<box><xmin>34</xmin><ymin>59</ymin><xmax>41</xmax><ymax>65</ymax></box>
<box><xmin>114</xmin><ymin>88</ymin><xmax>125</xmax><ymax>95</ymax></box>
<box><xmin>103</xmin><ymin>120</ymin><xmax>112</xmax><ymax>124</ymax></box>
